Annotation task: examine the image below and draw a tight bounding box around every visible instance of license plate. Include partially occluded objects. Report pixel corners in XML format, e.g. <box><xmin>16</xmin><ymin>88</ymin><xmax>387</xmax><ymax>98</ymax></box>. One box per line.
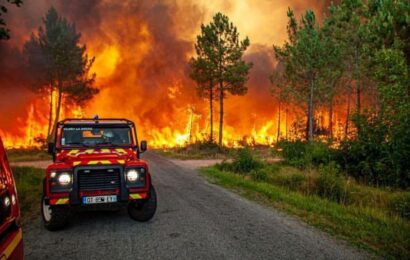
<box><xmin>82</xmin><ymin>195</ymin><xmax>117</xmax><ymax>204</ymax></box>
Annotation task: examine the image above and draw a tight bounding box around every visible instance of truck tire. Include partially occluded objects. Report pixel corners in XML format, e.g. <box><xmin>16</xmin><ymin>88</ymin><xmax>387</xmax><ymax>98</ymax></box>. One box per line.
<box><xmin>41</xmin><ymin>196</ymin><xmax>70</xmax><ymax>231</ymax></box>
<box><xmin>128</xmin><ymin>185</ymin><xmax>157</xmax><ymax>222</ymax></box>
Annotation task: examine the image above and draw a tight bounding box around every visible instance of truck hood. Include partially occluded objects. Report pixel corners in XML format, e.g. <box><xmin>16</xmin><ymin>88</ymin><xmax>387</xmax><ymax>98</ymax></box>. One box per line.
<box><xmin>56</xmin><ymin>148</ymin><xmax>136</xmax><ymax>167</ymax></box>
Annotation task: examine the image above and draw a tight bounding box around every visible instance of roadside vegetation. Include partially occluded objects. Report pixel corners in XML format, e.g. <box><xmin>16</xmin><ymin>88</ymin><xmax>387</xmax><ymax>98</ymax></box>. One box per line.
<box><xmin>6</xmin><ymin>148</ymin><xmax>51</xmax><ymax>162</ymax></box>
<box><xmin>12</xmin><ymin>166</ymin><xmax>43</xmax><ymax>224</ymax></box>
<box><xmin>156</xmin><ymin>141</ymin><xmax>276</xmax><ymax>160</ymax></box>
<box><xmin>156</xmin><ymin>142</ymin><xmax>233</xmax><ymax>160</ymax></box>
<box><xmin>201</xmin><ymin>146</ymin><xmax>410</xmax><ymax>258</ymax></box>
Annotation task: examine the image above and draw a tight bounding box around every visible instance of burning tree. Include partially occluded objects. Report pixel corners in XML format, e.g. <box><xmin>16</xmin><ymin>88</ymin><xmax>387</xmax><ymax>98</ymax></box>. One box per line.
<box><xmin>190</xmin><ymin>12</ymin><xmax>252</xmax><ymax>146</ymax></box>
<box><xmin>24</xmin><ymin>7</ymin><xmax>98</xmax><ymax>140</ymax></box>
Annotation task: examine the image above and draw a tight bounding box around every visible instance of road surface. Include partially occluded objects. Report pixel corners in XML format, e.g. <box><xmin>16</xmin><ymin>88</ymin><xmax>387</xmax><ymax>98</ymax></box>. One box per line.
<box><xmin>23</xmin><ymin>152</ymin><xmax>368</xmax><ymax>259</ymax></box>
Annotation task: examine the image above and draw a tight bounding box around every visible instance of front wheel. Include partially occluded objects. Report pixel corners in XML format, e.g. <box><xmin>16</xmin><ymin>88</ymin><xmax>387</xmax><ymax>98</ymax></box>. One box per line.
<box><xmin>128</xmin><ymin>185</ymin><xmax>157</xmax><ymax>222</ymax></box>
<box><xmin>41</xmin><ymin>196</ymin><xmax>70</xmax><ymax>231</ymax></box>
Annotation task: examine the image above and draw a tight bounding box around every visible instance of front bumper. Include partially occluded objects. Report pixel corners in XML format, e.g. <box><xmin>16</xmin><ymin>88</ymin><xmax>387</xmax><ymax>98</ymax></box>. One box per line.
<box><xmin>46</xmin><ymin>165</ymin><xmax>149</xmax><ymax>206</ymax></box>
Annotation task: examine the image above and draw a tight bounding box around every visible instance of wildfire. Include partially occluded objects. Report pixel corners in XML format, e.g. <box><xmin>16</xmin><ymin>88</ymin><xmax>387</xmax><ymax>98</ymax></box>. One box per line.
<box><xmin>0</xmin><ymin>0</ymin><xmax>340</xmax><ymax>149</ymax></box>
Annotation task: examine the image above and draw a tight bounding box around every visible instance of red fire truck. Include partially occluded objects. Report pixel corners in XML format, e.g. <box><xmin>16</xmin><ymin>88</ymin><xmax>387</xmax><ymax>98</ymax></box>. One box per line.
<box><xmin>0</xmin><ymin>137</ymin><xmax>24</xmax><ymax>259</ymax></box>
<box><xmin>42</xmin><ymin>117</ymin><xmax>157</xmax><ymax>230</ymax></box>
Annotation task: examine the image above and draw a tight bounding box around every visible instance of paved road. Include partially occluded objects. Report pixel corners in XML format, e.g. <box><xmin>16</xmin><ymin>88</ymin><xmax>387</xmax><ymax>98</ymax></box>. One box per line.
<box><xmin>23</xmin><ymin>152</ymin><xmax>368</xmax><ymax>259</ymax></box>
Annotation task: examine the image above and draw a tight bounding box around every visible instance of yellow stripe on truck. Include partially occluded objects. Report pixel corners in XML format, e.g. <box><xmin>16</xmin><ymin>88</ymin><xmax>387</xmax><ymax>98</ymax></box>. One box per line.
<box><xmin>73</xmin><ymin>161</ymin><xmax>81</xmax><ymax>166</ymax></box>
<box><xmin>129</xmin><ymin>194</ymin><xmax>142</xmax><ymax>199</ymax></box>
<box><xmin>56</xmin><ymin>198</ymin><xmax>69</xmax><ymax>205</ymax></box>
<box><xmin>68</xmin><ymin>149</ymin><xmax>80</xmax><ymax>156</ymax></box>
<box><xmin>1</xmin><ymin>228</ymin><xmax>22</xmax><ymax>258</ymax></box>
<box><xmin>115</xmin><ymin>148</ymin><xmax>126</xmax><ymax>154</ymax></box>
<box><xmin>88</xmin><ymin>160</ymin><xmax>112</xmax><ymax>165</ymax></box>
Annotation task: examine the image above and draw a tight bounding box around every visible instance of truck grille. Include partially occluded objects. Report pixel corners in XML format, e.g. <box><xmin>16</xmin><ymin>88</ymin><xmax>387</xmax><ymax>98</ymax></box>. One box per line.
<box><xmin>78</xmin><ymin>168</ymin><xmax>121</xmax><ymax>191</ymax></box>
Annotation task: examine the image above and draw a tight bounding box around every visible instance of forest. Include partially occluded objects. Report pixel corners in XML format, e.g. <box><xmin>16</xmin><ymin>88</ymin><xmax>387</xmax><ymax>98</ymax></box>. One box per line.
<box><xmin>189</xmin><ymin>0</ymin><xmax>409</xmax><ymax>188</ymax></box>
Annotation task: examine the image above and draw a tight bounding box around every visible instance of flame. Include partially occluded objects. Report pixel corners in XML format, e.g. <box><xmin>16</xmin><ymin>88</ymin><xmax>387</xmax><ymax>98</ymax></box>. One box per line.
<box><xmin>0</xmin><ymin>104</ymin><xmax>46</xmax><ymax>148</ymax></box>
<box><xmin>0</xmin><ymin>0</ymin><xmax>347</xmax><ymax>149</ymax></box>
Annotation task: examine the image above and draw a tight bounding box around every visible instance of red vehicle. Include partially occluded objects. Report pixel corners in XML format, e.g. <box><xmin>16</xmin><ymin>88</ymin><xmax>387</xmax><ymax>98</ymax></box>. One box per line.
<box><xmin>0</xmin><ymin>137</ymin><xmax>24</xmax><ymax>259</ymax></box>
<box><xmin>42</xmin><ymin>117</ymin><xmax>157</xmax><ymax>230</ymax></box>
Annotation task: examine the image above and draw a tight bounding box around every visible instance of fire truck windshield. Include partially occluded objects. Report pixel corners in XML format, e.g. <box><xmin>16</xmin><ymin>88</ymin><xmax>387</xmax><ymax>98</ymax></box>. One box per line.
<box><xmin>61</xmin><ymin>126</ymin><xmax>133</xmax><ymax>147</ymax></box>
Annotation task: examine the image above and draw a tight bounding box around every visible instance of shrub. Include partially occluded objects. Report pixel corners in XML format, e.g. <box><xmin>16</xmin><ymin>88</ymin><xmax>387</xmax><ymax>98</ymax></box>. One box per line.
<box><xmin>275</xmin><ymin>140</ymin><xmax>306</xmax><ymax>168</ymax></box>
<box><xmin>315</xmin><ymin>162</ymin><xmax>348</xmax><ymax>203</ymax></box>
<box><xmin>390</xmin><ymin>192</ymin><xmax>410</xmax><ymax>220</ymax></box>
<box><xmin>250</xmin><ymin>168</ymin><xmax>269</xmax><ymax>182</ymax></box>
<box><xmin>309</xmin><ymin>142</ymin><xmax>333</xmax><ymax>166</ymax></box>
<box><xmin>231</xmin><ymin>148</ymin><xmax>263</xmax><ymax>174</ymax></box>
<box><xmin>215</xmin><ymin>160</ymin><xmax>234</xmax><ymax>172</ymax></box>
<box><xmin>276</xmin><ymin>140</ymin><xmax>334</xmax><ymax>169</ymax></box>
<box><xmin>281</xmin><ymin>174</ymin><xmax>306</xmax><ymax>191</ymax></box>
<box><xmin>335</xmin><ymin>113</ymin><xmax>410</xmax><ymax>188</ymax></box>
<box><xmin>265</xmin><ymin>163</ymin><xmax>281</xmax><ymax>175</ymax></box>
<box><xmin>215</xmin><ymin>148</ymin><xmax>264</xmax><ymax>174</ymax></box>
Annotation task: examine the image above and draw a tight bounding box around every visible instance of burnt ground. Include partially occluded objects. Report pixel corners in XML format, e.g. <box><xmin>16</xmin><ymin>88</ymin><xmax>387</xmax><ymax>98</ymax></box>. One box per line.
<box><xmin>21</xmin><ymin>152</ymin><xmax>369</xmax><ymax>259</ymax></box>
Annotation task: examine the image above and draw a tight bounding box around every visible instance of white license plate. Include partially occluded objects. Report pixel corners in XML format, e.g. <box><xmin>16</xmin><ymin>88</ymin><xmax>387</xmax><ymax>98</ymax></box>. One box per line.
<box><xmin>82</xmin><ymin>195</ymin><xmax>117</xmax><ymax>204</ymax></box>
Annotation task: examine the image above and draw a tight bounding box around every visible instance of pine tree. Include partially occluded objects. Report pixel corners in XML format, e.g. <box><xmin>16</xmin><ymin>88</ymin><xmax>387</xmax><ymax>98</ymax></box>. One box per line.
<box><xmin>274</xmin><ymin>9</ymin><xmax>336</xmax><ymax>141</ymax></box>
<box><xmin>190</xmin><ymin>13</ymin><xmax>252</xmax><ymax>146</ymax></box>
<box><xmin>24</xmin><ymin>7</ymin><xmax>98</xmax><ymax>140</ymax></box>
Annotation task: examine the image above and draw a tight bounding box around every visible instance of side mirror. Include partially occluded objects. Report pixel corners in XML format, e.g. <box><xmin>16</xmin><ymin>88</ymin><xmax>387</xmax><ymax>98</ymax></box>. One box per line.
<box><xmin>47</xmin><ymin>142</ymin><xmax>55</xmax><ymax>154</ymax></box>
<box><xmin>140</xmin><ymin>140</ymin><xmax>147</xmax><ymax>153</ymax></box>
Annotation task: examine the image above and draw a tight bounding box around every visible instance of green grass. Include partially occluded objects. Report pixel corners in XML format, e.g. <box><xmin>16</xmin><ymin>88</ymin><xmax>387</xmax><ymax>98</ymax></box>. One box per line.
<box><xmin>201</xmin><ymin>166</ymin><xmax>410</xmax><ymax>259</ymax></box>
<box><xmin>12</xmin><ymin>166</ymin><xmax>43</xmax><ymax>225</ymax></box>
<box><xmin>7</xmin><ymin>149</ymin><xmax>51</xmax><ymax>162</ymax></box>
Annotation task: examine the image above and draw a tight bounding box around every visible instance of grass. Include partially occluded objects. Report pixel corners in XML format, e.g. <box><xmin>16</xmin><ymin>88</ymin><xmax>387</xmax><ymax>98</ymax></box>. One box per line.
<box><xmin>201</xmin><ymin>166</ymin><xmax>410</xmax><ymax>259</ymax></box>
<box><xmin>155</xmin><ymin>142</ymin><xmax>233</xmax><ymax>160</ymax></box>
<box><xmin>7</xmin><ymin>149</ymin><xmax>51</xmax><ymax>162</ymax></box>
<box><xmin>12</xmin><ymin>166</ymin><xmax>43</xmax><ymax>225</ymax></box>
<box><xmin>156</xmin><ymin>143</ymin><xmax>275</xmax><ymax>160</ymax></box>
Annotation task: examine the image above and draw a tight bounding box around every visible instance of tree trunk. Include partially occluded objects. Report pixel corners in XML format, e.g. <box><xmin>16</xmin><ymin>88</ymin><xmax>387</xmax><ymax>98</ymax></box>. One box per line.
<box><xmin>356</xmin><ymin>80</ymin><xmax>361</xmax><ymax>114</ymax></box>
<box><xmin>345</xmin><ymin>90</ymin><xmax>351</xmax><ymax>139</ymax></box>
<box><xmin>47</xmin><ymin>85</ymin><xmax>54</xmax><ymax>141</ymax></box>
<box><xmin>307</xmin><ymin>78</ymin><xmax>314</xmax><ymax>141</ymax></box>
<box><xmin>277</xmin><ymin>101</ymin><xmax>281</xmax><ymax>142</ymax></box>
<box><xmin>209</xmin><ymin>81</ymin><xmax>214</xmax><ymax>143</ymax></box>
<box><xmin>189</xmin><ymin>109</ymin><xmax>193</xmax><ymax>144</ymax></box>
<box><xmin>51</xmin><ymin>81</ymin><xmax>63</xmax><ymax>139</ymax></box>
<box><xmin>329</xmin><ymin>99</ymin><xmax>333</xmax><ymax>141</ymax></box>
<box><xmin>218</xmin><ymin>81</ymin><xmax>224</xmax><ymax>146</ymax></box>
<box><xmin>285</xmin><ymin>108</ymin><xmax>288</xmax><ymax>140</ymax></box>
<box><xmin>355</xmin><ymin>48</ymin><xmax>361</xmax><ymax>115</ymax></box>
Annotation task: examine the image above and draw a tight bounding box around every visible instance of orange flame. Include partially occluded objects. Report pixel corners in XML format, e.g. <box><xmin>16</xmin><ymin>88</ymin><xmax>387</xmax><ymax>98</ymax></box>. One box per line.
<box><xmin>0</xmin><ymin>1</ymin><xmax>345</xmax><ymax>149</ymax></box>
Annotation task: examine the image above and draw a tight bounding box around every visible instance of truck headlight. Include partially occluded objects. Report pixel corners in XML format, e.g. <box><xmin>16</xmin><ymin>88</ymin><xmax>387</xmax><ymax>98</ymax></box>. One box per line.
<box><xmin>50</xmin><ymin>171</ymin><xmax>73</xmax><ymax>192</ymax></box>
<box><xmin>126</xmin><ymin>169</ymin><xmax>139</xmax><ymax>182</ymax></box>
<box><xmin>125</xmin><ymin>168</ymin><xmax>146</xmax><ymax>187</ymax></box>
<box><xmin>58</xmin><ymin>173</ymin><xmax>72</xmax><ymax>186</ymax></box>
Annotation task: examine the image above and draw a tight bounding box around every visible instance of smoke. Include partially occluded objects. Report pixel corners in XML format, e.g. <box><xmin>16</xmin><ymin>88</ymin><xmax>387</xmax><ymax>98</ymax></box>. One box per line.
<box><xmin>0</xmin><ymin>0</ymin><xmax>332</xmax><ymax>146</ymax></box>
